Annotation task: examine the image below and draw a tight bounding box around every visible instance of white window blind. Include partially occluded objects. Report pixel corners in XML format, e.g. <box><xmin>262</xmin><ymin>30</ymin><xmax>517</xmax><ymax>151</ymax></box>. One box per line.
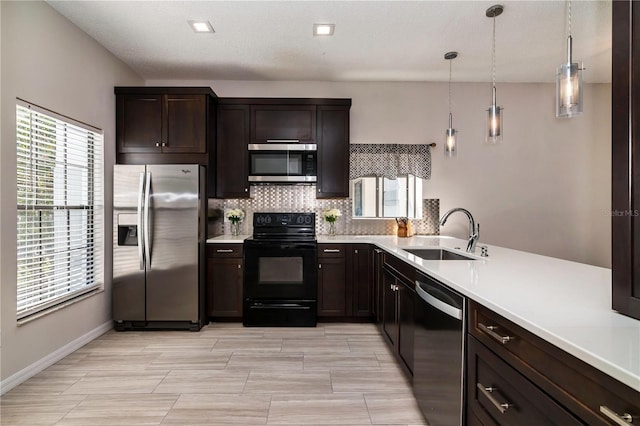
<box><xmin>16</xmin><ymin>100</ymin><xmax>103</xmax><ymax>320</ymax></box>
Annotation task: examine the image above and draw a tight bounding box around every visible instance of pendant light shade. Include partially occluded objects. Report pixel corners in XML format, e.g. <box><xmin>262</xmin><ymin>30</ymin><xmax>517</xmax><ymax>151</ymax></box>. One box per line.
<box><xmin>444</xmin><ymin>51</ymin><xmax>458</xmax><ymax>158</ymax></box>
<box><xmin>485</xmin><ymin>5</ymin><xmax>504</xmax><ymax>144</ymax></box>
<box><xmin>556</xmin><ymin>0</ymin><xmax>583</xmax><ymax>118</ymax></box>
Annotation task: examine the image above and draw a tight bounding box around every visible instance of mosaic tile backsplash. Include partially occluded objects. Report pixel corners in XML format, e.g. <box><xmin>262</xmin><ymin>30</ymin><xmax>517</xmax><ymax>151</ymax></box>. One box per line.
<box><xmin>208</xmin><ymin>185</ymin><xmax>439</xmax><ymax>237</ymax></box>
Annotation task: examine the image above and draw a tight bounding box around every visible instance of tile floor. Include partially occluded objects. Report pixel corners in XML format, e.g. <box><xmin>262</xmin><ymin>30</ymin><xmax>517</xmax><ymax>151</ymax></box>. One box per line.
<box><xmin>0</xmin><ymin>323</ymin><xmax>427</xmax><ymax>425</ymax></box>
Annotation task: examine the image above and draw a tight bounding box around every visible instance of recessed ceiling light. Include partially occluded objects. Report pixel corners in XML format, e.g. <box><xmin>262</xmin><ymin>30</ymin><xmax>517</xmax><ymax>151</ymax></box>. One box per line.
<box><xmin>313</xmin><ymin>24</ymin><xmax>335</xmax><ymax>36</ymax></box>
<box><xmin>188</xmin><ymin>20</ymin><xmax>214</xmax><ymax>33</ymax></box>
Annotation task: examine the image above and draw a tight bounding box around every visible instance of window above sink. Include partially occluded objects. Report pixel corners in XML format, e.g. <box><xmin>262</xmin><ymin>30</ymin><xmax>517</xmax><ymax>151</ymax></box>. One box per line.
<box><xmin>351</xmin><ymin>174</ymin><xmax>423</xmax><ymax>219</ymax></box>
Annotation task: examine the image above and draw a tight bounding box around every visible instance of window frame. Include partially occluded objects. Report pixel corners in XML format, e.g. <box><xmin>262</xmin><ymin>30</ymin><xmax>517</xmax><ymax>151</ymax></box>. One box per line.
<box><xmin>16</xmin><ymin>99</ymin><xmax>104</xmax><ymax>320</ymax></box>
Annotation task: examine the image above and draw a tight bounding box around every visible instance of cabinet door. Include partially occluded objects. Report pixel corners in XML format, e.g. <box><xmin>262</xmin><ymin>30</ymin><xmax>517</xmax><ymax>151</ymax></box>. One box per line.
<box><xmin>117</xmin><ymin>94</ymin><xmax>163</xmax><ymax>153</ymax></box>
<box><xmin>318</xmin><ymin>257</ymin><xmax>347</xmax><ymax>317</ymax></box>
<box><xmin>350</xmin><ymin>245</ymin><xmax>373</xmax><ymax>318</ymax></box>
<box><xmin>397</xmin><ymin>280</ymin><xmax>415</xmax><ymax>374</ymax></box>
<box><xmin>164</xmin><ymin>94</ymin><xmax>207</xmax><ymax>153</ymax></box>
<box><xmin>612</xmin><ymin>0</ymin><xmax>640</xmax><ymax>320</ymax></box>
<box><xmin>251</xmin><ymin>105</ymin><xmax>316</xmax><ymax>143</ymax></box>
<box><xmin>216</xmin><ymin>105</ymin><xmax>250</xmax><ymax>198</ymax></box>
<box><xmin>207</xmin><ymin>257</ymin><xmax>243</xmax><ymax>317</ymax></box>
<box><xmin>382</xmin><ymin>268</ymin><xmax>398</xmax><ymax>346</ymax></box>
<box><xmin>316</xmin><ymin>105</ymin><xmax>350</xmax><ymax>198</ymax></box>
<box><xmin>373</xmin><ymin>249</ymin><xmax>385</xmax><ymax>324</ymax></box>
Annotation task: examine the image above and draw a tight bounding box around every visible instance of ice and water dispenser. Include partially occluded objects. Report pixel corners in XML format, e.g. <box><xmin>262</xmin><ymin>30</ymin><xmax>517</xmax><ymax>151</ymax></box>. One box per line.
<box><xmin>117</xmin><ymin>213</ymin><xmax>138</xmax><ymax>246</ymax></box>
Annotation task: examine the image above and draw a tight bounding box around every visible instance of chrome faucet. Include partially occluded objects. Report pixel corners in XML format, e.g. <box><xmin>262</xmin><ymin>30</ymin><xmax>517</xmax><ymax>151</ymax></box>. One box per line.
<box><xmin>439</xmin><ymin>208</ymin><xmax>479</xmax><ymax>253</ymax></box>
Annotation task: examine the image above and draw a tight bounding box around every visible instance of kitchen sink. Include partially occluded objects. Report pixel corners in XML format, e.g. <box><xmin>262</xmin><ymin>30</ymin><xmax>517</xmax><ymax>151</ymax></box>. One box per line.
<box><xmin>403</xmin><ymin>248</ymin><xmax>476</xmax><ymax>261</ymax></box>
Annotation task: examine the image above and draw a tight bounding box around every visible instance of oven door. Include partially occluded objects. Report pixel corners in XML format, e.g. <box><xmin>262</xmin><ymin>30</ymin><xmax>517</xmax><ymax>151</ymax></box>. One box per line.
<box><xmin>244</xmin><ymin>241</ymin><xmax>317</xmax><ymax>300</ymax></box>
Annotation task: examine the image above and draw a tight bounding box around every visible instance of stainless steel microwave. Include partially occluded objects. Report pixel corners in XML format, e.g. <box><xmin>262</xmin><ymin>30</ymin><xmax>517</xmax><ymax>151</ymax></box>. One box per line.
<box><xmin>248</xmin><ymin>143</ymin><xmax>317</xmax><ymax>183</ymax></box>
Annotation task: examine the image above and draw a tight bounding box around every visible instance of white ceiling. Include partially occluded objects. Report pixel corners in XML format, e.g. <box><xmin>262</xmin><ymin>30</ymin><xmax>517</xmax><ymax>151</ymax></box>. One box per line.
<box><xmin>47</xmin><ymin>0</ymin><xmax>612</xmax><ymax>84</ymax></box>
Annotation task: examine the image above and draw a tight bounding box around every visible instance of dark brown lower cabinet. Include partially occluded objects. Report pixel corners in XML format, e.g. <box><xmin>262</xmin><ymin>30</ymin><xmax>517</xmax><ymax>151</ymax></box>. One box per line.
<box><xmin>207</xmin><ymin>245</ymin><xmax>243</xmax><ymax>319</ymax></box>
<box><xmin>318</xmin><ymin>244</ymin><xmax>374</xmax><ymax>320</ymax></box>
<box><xmin>372</xmin><ymin>248</ymin><xmax>385</xmax><ymax>323</ymax></box>
<box><xmin>467</xmin><ymin>336</ymin><xmax>582</xmax><ymax>425</ymax></box>
<box><xmin>468</xmin><ymin>301</ymin><xmax>640</xmax><ymax>425</ymax></box>
<box><xmin>348</xmin><ymin>244</ymin><xmax>373</xmax><ymax>318</ymax></box>
<box><xmin>381</xmin><ymin>253</ymin><xmax>416</xmax><ymax>376</ymax></box>
<box><xmin>317</xmin><ymin>244</ymin><xmax>347</xmax><ymax>317</ymax></box>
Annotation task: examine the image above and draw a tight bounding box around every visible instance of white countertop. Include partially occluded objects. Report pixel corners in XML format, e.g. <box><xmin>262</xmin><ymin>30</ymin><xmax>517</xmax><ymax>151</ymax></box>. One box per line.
<box><xmin>208</xmin><ymin>234</ymin><xmax>640</xmax><ymax>392</ymax></box>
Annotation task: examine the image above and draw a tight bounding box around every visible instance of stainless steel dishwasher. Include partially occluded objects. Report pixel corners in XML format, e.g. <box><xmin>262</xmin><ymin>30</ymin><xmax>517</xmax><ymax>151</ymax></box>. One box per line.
<box><xmin>413</xmin><ymin>271</ymin><xmax>466</xmax><ymax>425</ymax></box>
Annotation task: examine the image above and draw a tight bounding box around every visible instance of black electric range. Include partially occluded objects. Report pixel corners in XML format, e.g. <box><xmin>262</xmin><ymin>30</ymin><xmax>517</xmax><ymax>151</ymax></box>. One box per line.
<box><xmin>243</xmin><ymin>212</ymin><xmax>317</xmax><ymax>326</ymax></box>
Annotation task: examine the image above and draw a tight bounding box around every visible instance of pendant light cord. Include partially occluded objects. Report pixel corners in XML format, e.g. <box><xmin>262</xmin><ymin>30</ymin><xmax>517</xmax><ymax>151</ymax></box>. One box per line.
<box><xmin>492</xmin><ymin>14</ymin><xmax>497</xmax><ymax>89</ymax></box>
<box><xmin>568</xmin><ymin>0</ymin><xmax>572</xmax><ymax>38</ymax></box>
<box><xmin>448</xmin><ymin>59</ymin><xmax>452</xmax><ymax>115</ymax></box>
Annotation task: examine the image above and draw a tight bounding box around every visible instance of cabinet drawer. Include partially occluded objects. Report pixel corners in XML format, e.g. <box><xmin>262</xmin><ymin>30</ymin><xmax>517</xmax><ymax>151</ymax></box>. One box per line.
<box><xmin>469</xmin><ymin>301</ymin><xmax>640</xmax><ymax>425</ymax></box>
<box><xmin>208</xmin><ymin>244</ymin><xmax>243</xmax><ymax>258</ymax></box>
<box><xmin>318</xmin><ymin>244</ymin><xmax>346</xmax><ymax>258</ymax></box>
<box><xmin>468</xmin><ymin>336</ymin><xmax>582</xmax><ymax>426</ymax></box>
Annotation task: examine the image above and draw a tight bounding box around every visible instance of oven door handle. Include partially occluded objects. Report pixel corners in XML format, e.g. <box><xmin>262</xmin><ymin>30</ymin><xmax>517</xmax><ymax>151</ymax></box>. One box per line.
<box><xmin>276</xmin><ymin>244</ymin><xmax>317</xmax><ymax>250</ymax></box>
<box><xmin>250</xmin><ymin>303</ymin><xmax>312</xmax><ymax>310</ymax></box>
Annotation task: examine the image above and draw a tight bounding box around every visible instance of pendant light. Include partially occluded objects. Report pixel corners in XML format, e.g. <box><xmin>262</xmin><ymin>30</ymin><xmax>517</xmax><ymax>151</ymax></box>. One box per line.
<box><xmin>485</xmin><ymin>5</ymin><xmax>504</xmax><ymax>144</ymax></box>
<box><xmin>556</xmin><ymin>0</ymin><xmax>583</xmax><ymax>118</ymax></box>
<box><xmin>444</xmin><ymin>51</ymin><xmax>458</xmax><ymax>157</ymax></box>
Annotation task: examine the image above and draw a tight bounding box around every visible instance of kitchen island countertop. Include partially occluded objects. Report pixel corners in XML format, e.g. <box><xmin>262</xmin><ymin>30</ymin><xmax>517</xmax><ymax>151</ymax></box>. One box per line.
<box><xmin>208</xmin><ymin>234</ymin><xmax>640</xmax><ymax>392</ymax></box>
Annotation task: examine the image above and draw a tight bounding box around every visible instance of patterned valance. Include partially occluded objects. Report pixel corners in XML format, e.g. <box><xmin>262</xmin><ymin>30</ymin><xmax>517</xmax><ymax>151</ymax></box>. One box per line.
<box><xmin>349</xmin><ymin>144</ymin><xmax>432</xmax><ymax>180</ymax></box>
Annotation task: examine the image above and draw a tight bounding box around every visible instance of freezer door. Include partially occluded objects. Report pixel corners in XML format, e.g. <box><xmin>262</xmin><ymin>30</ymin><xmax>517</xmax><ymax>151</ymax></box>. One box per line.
<box><xmin>113</xmin><ymin>165</ymin><xmax>146</xmax><ymax>321</ymax></box>
<box><xmin>145</xmin><ymin>164</ymin><xmax>200</xmax><ymax>321</ymax></box>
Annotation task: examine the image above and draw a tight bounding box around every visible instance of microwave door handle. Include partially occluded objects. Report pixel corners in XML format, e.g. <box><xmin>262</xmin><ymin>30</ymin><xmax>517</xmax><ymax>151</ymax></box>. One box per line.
<box><xmin>137</xmin><ymin>172</ymin><xmax>145</xmax><ymax>270</ymax></box>
<box><xmin>144</xmin><ymin>171</ymin><xmax>152</xmax><ymax>269</ymax></box>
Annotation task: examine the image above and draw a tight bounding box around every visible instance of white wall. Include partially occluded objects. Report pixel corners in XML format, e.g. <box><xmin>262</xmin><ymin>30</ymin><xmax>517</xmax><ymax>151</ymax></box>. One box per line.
<box><xmin>149</xmin><ymin>79</ymin><xmax>611</xmax><ymax>268</ymax></box>
<box><xmin>1</xmin><ymin>1</ymin><xmax>143</xmax><ymax>383</ymax></box>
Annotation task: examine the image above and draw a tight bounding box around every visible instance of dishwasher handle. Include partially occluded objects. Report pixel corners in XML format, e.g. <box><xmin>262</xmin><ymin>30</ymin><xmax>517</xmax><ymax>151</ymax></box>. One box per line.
<box><xmin>416</xmin><ymin>280</ymin><xmax>463</xmax><ymax>320</ymax></box>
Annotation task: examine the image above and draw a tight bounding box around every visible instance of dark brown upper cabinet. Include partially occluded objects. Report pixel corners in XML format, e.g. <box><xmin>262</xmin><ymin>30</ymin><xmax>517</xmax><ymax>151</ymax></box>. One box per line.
<box><xmin>251</xmin><ymin>104</ymin><xmax>316</xmax><ymax>144</ymax></box>
<box><xmin>216</xmin><ymin>98</ymin><xmax>351</xmax><ymax>198</ymax></box>
<box><xmin>316</xmin><ymin>104</ymin><xmax>351</xmax><ymax>198</ymax></box>
<box><xmin>612</xmin><ymin>0</ymin><xmax>640</xmax><ymax>320</ymax></box>
<box><xmin>115</xmin><ymin>87</ymin><xmax>216</xmax><ymax>169</ymax></box>
<box><xmin>216</xmin><ymin>103</ymin><xmax>250</xmax><ymax>199</ymax></box>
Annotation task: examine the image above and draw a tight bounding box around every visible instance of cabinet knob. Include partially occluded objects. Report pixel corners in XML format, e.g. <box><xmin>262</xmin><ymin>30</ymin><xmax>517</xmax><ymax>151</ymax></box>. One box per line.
<box><xmin>155</xmin><ymin>142</ymin><xmax>161</xmax><ymax>147</ymax></box>
<box><xmin>354</xmin><ymin>249</ymin><xmax>358</xmax><ymax>254</ymax></box>
<box><xmin>161</xmin><ymin>142</ymin><xmax>167</xmax><ymax>147</ymax></box>
<box><xmin>245</xmin><ymin>188</ymin><xmax>248</xmax><ymax>192</ymax></box>
<box><xmin>319</xmin><ymin>263</ymin><xmax>322</xmax><ymax>269</ymax></box>
<box><xmin>238</xmin><ymin>264</ymin><xmax>241</xmax><ymax>269</ymax></box>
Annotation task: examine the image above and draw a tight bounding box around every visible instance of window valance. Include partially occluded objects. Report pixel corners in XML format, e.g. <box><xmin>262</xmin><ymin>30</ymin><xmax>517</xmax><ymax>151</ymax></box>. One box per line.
<box><xmin>349</xmin><ymin>143</ymin><xmax>432</xmax><ymax>180</ymax></box>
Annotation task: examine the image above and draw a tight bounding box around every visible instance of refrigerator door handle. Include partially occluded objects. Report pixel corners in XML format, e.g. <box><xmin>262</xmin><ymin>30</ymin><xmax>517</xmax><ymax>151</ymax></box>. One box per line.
<box><xmin>144</xmin><ymin>171</ymin><xmax>152</xmax><ymax>269</ymax></box>
<box><xmin>137</xmin><ymin>171</ymin><xmax>145</xmax><ymax>270</ymax></box>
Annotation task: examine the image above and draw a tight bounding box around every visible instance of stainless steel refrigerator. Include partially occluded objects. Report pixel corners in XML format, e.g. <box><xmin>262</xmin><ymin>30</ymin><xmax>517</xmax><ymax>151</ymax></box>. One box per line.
<box><xmin>113</xmin><ymin>164</ymin><xmax>206</xmax><ymax>331</ymax></box>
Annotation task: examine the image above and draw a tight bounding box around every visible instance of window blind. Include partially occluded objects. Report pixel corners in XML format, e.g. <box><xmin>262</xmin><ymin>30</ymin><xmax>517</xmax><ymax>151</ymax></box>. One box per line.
<box><xmin>16</xmin><ymin>101</ymin><xmax>103</xmax><ymax>319</ymax></box>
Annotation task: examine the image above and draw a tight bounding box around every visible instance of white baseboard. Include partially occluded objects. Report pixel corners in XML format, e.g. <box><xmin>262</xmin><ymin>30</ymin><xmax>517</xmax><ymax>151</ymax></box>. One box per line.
<box><xmin>0</xmin><ymin>320</ymin><xmax>112</xmax><ymax>395</ymax></box>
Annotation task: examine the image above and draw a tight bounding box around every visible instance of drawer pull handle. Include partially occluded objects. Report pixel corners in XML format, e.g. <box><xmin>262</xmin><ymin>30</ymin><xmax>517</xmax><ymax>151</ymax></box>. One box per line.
<box><xmin>477</xmin><ymin>383</ymin><xmax>512</xmax><ymax>414</ymax></box>
<box><xmin>479</xmin><ymin>322</ymin><xmax>514</xmax><ymax>344</ymax></box>
<box><xmin>216</xmin><ymin>249</ymin><xmax>234</xmax><ymax>253</ymax></box>
<box><xmin>600</xmin><ymin>406</ymin><xmax>634</xmax><ymax>425</ymax></box>
<box><xmin>323</xmin><ymin>249</ymin><xmax>341</xmax><ymax>253</ymax></box>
